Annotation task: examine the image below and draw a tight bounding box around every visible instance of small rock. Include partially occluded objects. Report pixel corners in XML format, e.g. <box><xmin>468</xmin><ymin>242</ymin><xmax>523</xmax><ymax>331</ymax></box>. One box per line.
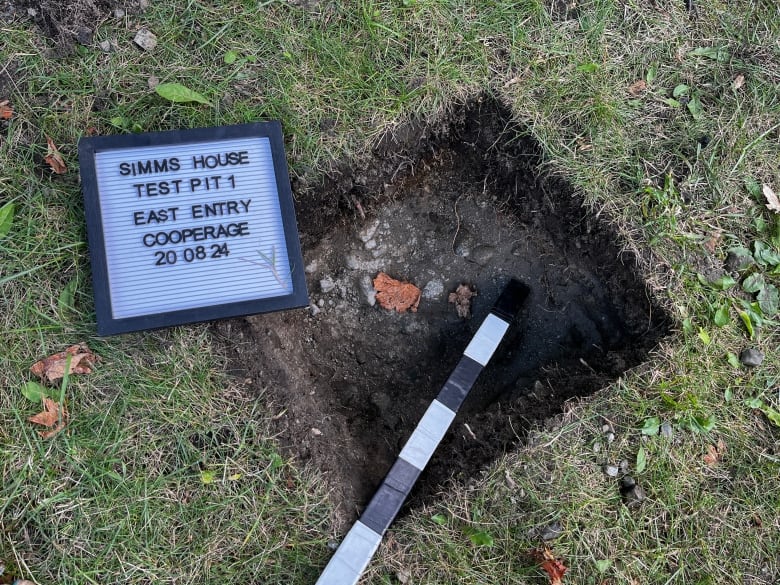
<box><xmin>327</xmin><ymin>539</ymin><xmax>339</xmax><ymax>551</ymax></box>
<box><xmin>604</xmin><ymin>464</ymin><xmax>620</xmax><ymax>477</ymax></box>
<box><xmin>359</xmin><ymin>274</ymin><xmax>376</xmax><ymax>306</ymax></box>
<box><xmin>592</xmin><ymin>441</ymin><xmax>602</xmax><ymax>453</ymax></box>
<box><xmin>467</xmin><ymin>244</ymin><xmax>496</xmax><ymax>266</ymax></box>
<box><xmin>358</xmin><ymin>219</ymin><xmax>379</xmax><ymax>242</ymax></box>
<box><xmin>133</xmin><ymin>28</ymin><xmax>158</xmax><ymax>51</ymax></box>
<box><xmin>138</xmin><ymin>0</ymin><xmax>150</xmax><ymax>10</ymax></box>
<box><xmin>305</xmin><ymin>260</ymin><xmax>318</xmax><ymax>274</ymax></box>
<box><xmin>661</xmin><ymin>421</ymin><xmax>674</xmax><ymax>439</ymax></box>
<box><xmin>317</xmin><ymin>298</ymin><xmax>325</xmax><ymax>307</ymax></box>
<box><xmin>540</xmin><ymin>521</ymin><xmax>563</xmax><ymax>541</ymax></box>
<box><xmin>98</xmin><ymin>39</ymin><xmax>113</xmax><ymax>53</ymax></box>
<box><xmin>619</xmin><ymin>459</ymin><xmax>629</xmax><ymax>474</ymax></box>
<box><xmin>310</xmin><ymin>428</ymin><xmax>322</xmax><ymax>436</ymax></box>
<box><xmin>27</xmin><ymin>7</ymin><xmax>37</xmax><ymax>16</ymax></box>
<box><xmin>606</xmin><ymin>432</ymin><xmax>615</xmax><ymax>444</ymax></box>
<box><xmin>308</xmin><ymin>303</ymin><xmax>321</xmax><ymax>316</ymax></box>
<box><xmin>147</xmin><ymin>75</ymin><xmax>160</xmax><ymax>89</ymax></box>
<box><xmin>396</xmin><ymin>569</ymin><xmax>411</xmax><ymax>584</ymax></box>
<box><xmin>113</xmin><ymin>7</ymin><xmax>126</xmax><ymax>18</ymax></box>
<box><xmin>422</xmin><ymin>279</ymin><xmax>444</xmax><ymax>300</ymax></box>
<box><xmin>453</xmin><ymin>229</ymin><xmax>475</xmax><ymax>258</ymax></box>
<box><xmin>621</xmin><ymin>483</ymin><xmax>646</xmax><ymax>507</ymax></box>
<box><xmin>739</xmin><ymin>348</ymin><xmax>764</xmax><ymax>368</ymax></box>
<box><xmin>364</xmin><ymin>238</ymin><xmax>377</xmax><ymax>250</ymax></box>
<box><xmin>724</xmin><ymin>250</ymin><xmax>754</xmax><ymax>273</ymax></box>
<box><xmin>344</xmin><ymin>253</ymin><xmax>383</xmax><ymax>272</ymax></box>
<box><xmin>602</xmin><ymin>423</ymin><xmax>612</xmax><ymax>433</ymax></box>
<box><xmin>76</xmin><ymin>26</ymin><xmax>93</xmax><ymax>45</ymax></box>
<box><xmin>319</xmin><ymin>277</ymin><xmax>335</xmax><ymax>293</ymax></box>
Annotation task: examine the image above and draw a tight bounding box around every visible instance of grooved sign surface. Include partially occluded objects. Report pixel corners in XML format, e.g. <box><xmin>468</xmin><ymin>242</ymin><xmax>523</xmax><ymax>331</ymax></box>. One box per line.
<box><xmin>79</xmin><ymin>123</ymin><xmax>308</xmax><ymax>335</ymax></box>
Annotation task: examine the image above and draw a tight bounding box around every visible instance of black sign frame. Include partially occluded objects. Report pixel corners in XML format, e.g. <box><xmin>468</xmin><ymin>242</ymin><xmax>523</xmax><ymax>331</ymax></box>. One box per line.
<box><xmin>78</xmin><ymin>122</ymin><xmax>308</xmax><ymax>336</ymax></box>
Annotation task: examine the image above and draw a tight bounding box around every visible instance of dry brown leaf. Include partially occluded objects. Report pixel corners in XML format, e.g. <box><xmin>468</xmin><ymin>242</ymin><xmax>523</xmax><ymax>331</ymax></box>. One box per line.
<box><xmin>628</xmin><ymin>79</ymin><xmax>647</xmax><ymax>96</ymax></box>
<box><xmin>703</xmin><ymin>439</ymin><xmax>727</xmax><ymax>466</ymax></box>
<box><xmin>29</xmin><ymin>397</ymin><xmax>68</xmax><ymax>439</ymax></box>
<box><xmin>732</xmin><ymin>74</ymin><xmax>745</xmax><ymax>90</ymax></box>
<box><xmin>29</xmin><ymin>342</ymin><xmax>99</xmax><ymax>383</ymax></box>
<box><xmin>703</xmin><ymin>231</ymin><xmax>722</xmax><ymax>254</ymax></box>
<box><xmin>44</xmin><ymin>136</ymin><xmax>67</xmax><ymax>174</ymax></box>
<box><xmin>532</xmin><ymin>546</ymin><xmax>568</xmax><ymax>585</ymax></box>
<box><xmin>0</xmin><ymin>99</ymin><xmax>13</xmax><ymax>120</ymax></box>
<box><xmin>762</xmin><ymin>184</ymin><xmax>780</xmax><ymax>213</ymax></box>
<box><xmin>373</xmin><ymin>272</ymin><xmax>421</xmax><ymax>313</ymax></box>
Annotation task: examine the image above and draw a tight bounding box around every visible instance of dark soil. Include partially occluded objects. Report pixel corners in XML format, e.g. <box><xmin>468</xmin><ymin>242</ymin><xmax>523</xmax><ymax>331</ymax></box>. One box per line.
<box><xmin>216</xmin><ymin>96</ymin><xmax>671</xmax><ymax>527</ymax></box>
<box><xmin>8</xmin><ymin>0</ymin><xmax>141</xmax><ymax>54</ymax></box>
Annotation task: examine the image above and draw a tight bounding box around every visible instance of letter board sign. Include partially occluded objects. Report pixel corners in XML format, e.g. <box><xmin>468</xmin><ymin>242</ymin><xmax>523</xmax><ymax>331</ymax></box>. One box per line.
<box><xmin>78</xmin><ymin>122</ymin><xmax>308</xmax><ymax>336</ymax></box>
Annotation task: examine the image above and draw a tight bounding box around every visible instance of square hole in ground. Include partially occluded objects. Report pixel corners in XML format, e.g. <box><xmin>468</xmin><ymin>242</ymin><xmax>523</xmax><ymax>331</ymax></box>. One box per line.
<box><xmin>216</xmin><ymin>96</ymin><xmax>671</xmax><ymax>523</ymax></box>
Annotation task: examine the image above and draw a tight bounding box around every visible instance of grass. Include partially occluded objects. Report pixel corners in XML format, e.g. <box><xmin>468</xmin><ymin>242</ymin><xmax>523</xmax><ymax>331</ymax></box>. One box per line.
<box><xmin>1</xmin><ymin>0</ymin><xmax>779</xmax><ymax>583</ymax></box>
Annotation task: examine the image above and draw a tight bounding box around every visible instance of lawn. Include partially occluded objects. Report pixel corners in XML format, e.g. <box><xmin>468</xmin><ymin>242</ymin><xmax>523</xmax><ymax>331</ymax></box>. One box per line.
<box><xmin>1</xmin><ymin>1</ymin><xmax>779</xmax><ymax>584</ymax></box>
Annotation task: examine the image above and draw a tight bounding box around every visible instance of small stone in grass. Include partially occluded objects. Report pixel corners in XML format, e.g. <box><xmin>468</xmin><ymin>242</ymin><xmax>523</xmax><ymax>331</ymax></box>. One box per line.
<box><xmin>98</xmin><ymin>39</ymin><xmax>112</xmax><ymax>52</ymax></box>
<box><xmin>724</xmin><ymin>250</ymin><xmax>753</xmax><ymax>272</ymax></box>
<box><xmin>133</xmin><ymin>28</ymin><xmax>158</xmax><ymax>51</ymax></box>
<box><xmin>661</xmin><ymin>421</ymin><xmax>674</xmax><ymax>439</ymax></box>
<box><xmin>540</xmin><ymin>521</ymin><xmax>563</xmax><ymax>541</ymax></box>
<box><xmin>620</xmin><ymin>478</ymin><xmax>646</xmax><ymax>507</ymax></box>
<box><xmin>739</xmin><ymin>348</ymin><xmax>764</xmax><ymax>368</ymax></box>
<box><xmin>604</xmin><ymin>464</ymin><xmax>620</xmax><ymax>477</ymax></box>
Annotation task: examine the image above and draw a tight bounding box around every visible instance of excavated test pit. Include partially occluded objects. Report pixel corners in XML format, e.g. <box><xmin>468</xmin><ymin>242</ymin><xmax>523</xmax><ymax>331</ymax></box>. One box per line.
<box><xmin>216</xmin><ymin>97</ymin><xmax>670</xmax><ymax>522</ymax></box>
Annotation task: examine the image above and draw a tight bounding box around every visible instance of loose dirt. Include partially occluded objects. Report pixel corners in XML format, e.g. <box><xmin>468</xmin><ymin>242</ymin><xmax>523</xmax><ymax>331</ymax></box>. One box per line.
<box><xmin>216</xmin><ymin>96</ymin><xmax>671</xmax><ymax>526</ymax></box>
<box><xmin>9</xmin><ymin>0</ymin><xmax>143</xmax><ymax>54</ymax></box>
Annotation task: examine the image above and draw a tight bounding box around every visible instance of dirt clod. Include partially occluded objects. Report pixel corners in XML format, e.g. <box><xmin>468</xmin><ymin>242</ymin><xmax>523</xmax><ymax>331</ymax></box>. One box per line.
<box><xmin>448</xmin><ymin>283</ymin><xmax>477</xmax><ymax>318</ymax></box>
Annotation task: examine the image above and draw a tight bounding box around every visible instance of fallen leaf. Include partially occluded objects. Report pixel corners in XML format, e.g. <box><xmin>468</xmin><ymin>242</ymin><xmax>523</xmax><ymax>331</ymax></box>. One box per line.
<box><xmin>155</xmin><ymin>82</ymin><xmax>212</xmax><ymax>106</ymax></box>
<box><xmin>576</xmin><ymin>137</ymin><xmax>592</xmax><ymax>152</ymax></box>
<box><xmin>762</xmin><ymin>184</ymin><xmax>780</xmax><ymax>213</ymax></box>
<box><xmin>448</xmin><ymin>283</ymin><xmax>477</xmax><ymax>318</ymax></box>
<box><xmin>732</xmin><ymin>74</ymin><xmax>745</xmax><ymax>90</ymax></box>
<box><xmin>44</xmin><ymin>136</ymin><xmax>67</xmax><ymax>174</ymax></box>
<box><xmin>532</xmin><ymin>546</ymin><xmax>568</xmax><ymax>585</ymax></box>
<box><xmin>0</xmin><ymin>99</ymin><xmax>13</xmax><ymax>119</ymax></box>
<box><xmin>29</xmin><ymin>343</ymin><xmax>99</xmax><ymax>383</ymax></box>
<box><xmin>628</xmin><ymin>79</ymin><xmax>647</xmax><ymax>96</ymax></box>
<box><xmin>703</xmin><ymin>439</ymin><xmax>727</xmax><ymax>465</ymax></box>
<box><xmin>373</xmin><ymin>272</ymin><xmax>421</xmax><ymax>313</ymax></box>
<box><xmin>703</xmin><ymin>231</ymin><xmax>722</xmax><ymax>253</ymax></box>
<box><xmin>28</xmin><ymin>397</ymin><xmax>68</xmax><ymax>439</ymax></box>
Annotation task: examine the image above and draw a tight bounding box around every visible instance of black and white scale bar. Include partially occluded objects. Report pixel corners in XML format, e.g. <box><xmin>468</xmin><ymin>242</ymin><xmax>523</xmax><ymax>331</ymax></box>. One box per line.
<box><xmin>315</xmin><ymin>278</ymin><xmax>529</xmax><ymax>585</ymax></box>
